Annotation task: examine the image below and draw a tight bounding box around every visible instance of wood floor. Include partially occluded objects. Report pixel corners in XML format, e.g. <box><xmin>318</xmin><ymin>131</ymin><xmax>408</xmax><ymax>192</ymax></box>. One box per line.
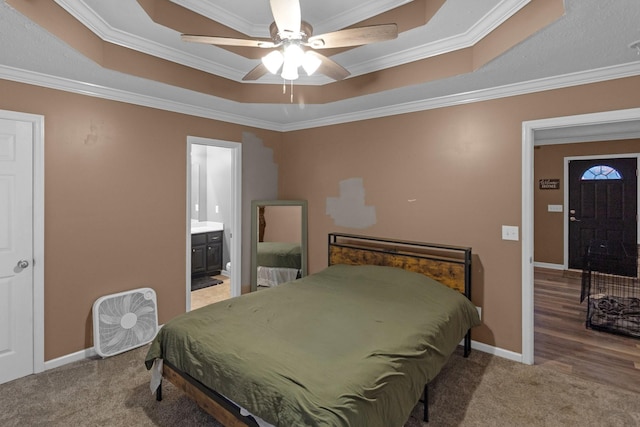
<box><xmin>190</xmin><ymin>275</ymin><xmax>231</xmax><ymax>310</ymax></box>
<box><xmin>534</xmin><ymin>267</ymin><xmax>640</xmax><ymax>393</ymax></box>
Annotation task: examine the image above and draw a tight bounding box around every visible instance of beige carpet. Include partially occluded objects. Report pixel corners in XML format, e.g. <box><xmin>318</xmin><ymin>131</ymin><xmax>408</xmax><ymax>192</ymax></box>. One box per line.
<box><xmin>1</xmin><ymin>345</ymin><xmax>639</xmax><ymax>426</ymax></box>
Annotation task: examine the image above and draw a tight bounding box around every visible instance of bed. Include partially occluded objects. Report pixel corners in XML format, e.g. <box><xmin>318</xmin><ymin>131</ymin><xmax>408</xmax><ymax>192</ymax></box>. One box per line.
<box><xmin>256</xmin><ymin>241</ymin><xmax>302</xmax><ymax>288</ymax></box>
<box><xmin>146</xmin><ymin>233</ymin><xmax>480</xmax><ymax>426</ymax></box>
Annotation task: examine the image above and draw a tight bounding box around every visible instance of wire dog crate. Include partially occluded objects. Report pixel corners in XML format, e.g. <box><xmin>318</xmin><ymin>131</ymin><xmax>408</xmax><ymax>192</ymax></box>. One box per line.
<box><xmin>580</xmin><ymin>240</ymin><xmax>640</xmax><ymax>339</ymax></box>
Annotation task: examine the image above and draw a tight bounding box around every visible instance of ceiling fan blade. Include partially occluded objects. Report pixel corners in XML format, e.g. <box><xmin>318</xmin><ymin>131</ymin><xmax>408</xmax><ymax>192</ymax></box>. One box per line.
<box><xmin>306</xmin><ymin>51</ymin><xmax>350</xmax><ymax>81</ymax></box>
<box><xmin>181</xmin><ymin>34</ymin><xmax>276</xmax><ymax>48</ymax></box>
<box><xmin>242</xmin><ymin>62</ymin><xmax>270</xmax><ymax>81</ymax></box>
<box><xmin>270</xmin><ymin>0</ymin><xmax>301</xmax><ymax>35</ymax></box>
<box><xmin>307</xmin><ymin>24</ymin><xmax>398</xmax><ymax>49</ymax></box>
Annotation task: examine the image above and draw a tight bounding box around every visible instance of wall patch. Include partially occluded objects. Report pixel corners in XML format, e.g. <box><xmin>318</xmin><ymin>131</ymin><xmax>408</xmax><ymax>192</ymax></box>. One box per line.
<box><xmin>326</xmin><ymin>178</ymin><xmax>376</xmax><ymax>229</ymax></box>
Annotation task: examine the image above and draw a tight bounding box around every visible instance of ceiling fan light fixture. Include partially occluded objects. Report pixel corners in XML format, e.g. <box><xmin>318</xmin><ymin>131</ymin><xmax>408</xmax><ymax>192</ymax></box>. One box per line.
<box><xmin>302</xmin><ymin>51</ymin><xmax>321</xmax><ymax>76</ymax></box>
<box><xmin>281</xmin><ymin>59</ymin><xmax>299</xmax><ymax>80</ymax></box>
<box><xmin>283</xmin><ymin>42</ymin><xmax>305</xmax><ymax>67</ymax></box>
<box><xmin>181</xmin><ymin>0</ymin><xmax>397</xmax><ymax>83</ymax></box>
<box><xmin>262</xmin><ymin>50</ymin><xmax>284</xmax><ymax>74</ymax></box>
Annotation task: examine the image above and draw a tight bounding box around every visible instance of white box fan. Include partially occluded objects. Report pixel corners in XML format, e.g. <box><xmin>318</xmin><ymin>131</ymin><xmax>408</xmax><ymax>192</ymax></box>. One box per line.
<box><xmin>93</xmin><ymin>287</ymin><xmax>158</xmax><ymax>358</ymax></box>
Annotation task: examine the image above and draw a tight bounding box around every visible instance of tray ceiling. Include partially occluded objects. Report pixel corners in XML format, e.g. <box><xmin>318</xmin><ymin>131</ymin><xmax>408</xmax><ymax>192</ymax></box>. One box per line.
<box><xmin>1</xmin><ymin>0</ymin><xmax>640</xmax><ymax>130</ymax></box>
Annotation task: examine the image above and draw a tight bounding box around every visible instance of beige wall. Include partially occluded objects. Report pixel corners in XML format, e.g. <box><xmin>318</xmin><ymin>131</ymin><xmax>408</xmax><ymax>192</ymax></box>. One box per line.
<box><xmin>263</xmin><ymin>205</ymin><xmax>302</xmax><ymax>243</ymax></box>
<box><xmin>534</xmin><ymin>139</ymin><xmax>640</xmax><ymax>265</ymax></box>
<box><xmin>278</xmin><ymin>76</ymin><xmax>640</xmax><ymax>353</ymax></box>
<box><xmin>0</xmin><ymin>79</ymin><xmax>281</xmax><ymax>361</ymax></box>
<box><xmin>2</xmin><ymin>74</ymin><xmax>640</xmax><ymax>360</ymax></box>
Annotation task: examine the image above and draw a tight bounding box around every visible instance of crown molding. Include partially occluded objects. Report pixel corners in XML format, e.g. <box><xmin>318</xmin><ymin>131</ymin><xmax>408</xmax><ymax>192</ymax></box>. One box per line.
<box><xmin>350</xmin><ymin>0</ymin><xmax>530</xmax><ymax>75</ymax></box>
<box><xmin>53</xmin><ymin>0</ymin><xmax>530</xmax><ymax>83</ymax></box>
<box><xmin>53</xmin><ymin>0</ymin><xmax>242</xmax><ymax>80</ymax></box>
<box><xmin>311</xmin><ymin>0</ymin><xmax>413</xmax><ymax>35</ymax></box>
<box><xmin>1</xmin><ymin>61</ymin><xmax>638</xmax><ymax>133</ymax></box>
<box><xmin>280</xmin><ymin>61</ymin><xmax>640</xmax><ymax>131</ymax></box>
<box><xmin>170</xmin><ymin>0</ymin><xmax>413</xmax><ymax>37</ymax></box>
<box><xmin>0</xmin><ymin>65</ymin><xmax>282</xmax><ymax>131</ymax></box>
<box><xmin>52</xmin><ymin>0</ymin><xmax>105</xmax><ymax>36</ymax></box>
<box><xmin>170</xmin><ymin>0</ymin><xmax>266</xmax><ymax>37</ymax></box>
<box><xmin>466</xmin><ymin>0</ymin><xmax>531</xmax><ymax>46</ymax></box>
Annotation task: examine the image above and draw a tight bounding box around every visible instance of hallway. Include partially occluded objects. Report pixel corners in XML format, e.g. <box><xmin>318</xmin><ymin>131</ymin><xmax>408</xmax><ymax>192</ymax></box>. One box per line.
<box><xmin>534</xmin><ymin>267</ymin><xmax>640</xmax><ymax>394</ymax></box>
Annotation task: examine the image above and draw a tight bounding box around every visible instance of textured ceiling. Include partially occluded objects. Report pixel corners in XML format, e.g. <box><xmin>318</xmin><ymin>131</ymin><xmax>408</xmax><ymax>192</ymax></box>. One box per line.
<box><xmin>1</xmin><ymin>0</ymin><xmax>640</xmax><ymax>131</ymax></box>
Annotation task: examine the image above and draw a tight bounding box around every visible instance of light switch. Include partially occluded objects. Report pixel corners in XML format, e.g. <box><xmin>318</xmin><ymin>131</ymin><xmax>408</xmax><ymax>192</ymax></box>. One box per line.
<box><xmin>502</xmin><ymin>225</ymin><xmax>519</xmax><ymax>241</ymax></box>
<box><xmin>548</xmin><ymin>204</ymin><xmax>563</xmax><ymax>212</ymax></box>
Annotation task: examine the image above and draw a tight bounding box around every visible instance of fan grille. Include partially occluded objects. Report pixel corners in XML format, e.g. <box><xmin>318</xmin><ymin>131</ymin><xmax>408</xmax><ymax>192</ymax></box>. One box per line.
<box><xmin>93</xmin><ymin>288</ymin><xmax>158</xmax><ymax>358</ymax></box>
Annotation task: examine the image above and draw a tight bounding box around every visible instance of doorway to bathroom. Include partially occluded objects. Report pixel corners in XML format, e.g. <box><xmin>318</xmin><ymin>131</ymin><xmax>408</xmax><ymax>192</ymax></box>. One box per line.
<box><xmin>186</xmin><ymin>136</ymin><xmax>242</xmax><ymax>311</ymax></box>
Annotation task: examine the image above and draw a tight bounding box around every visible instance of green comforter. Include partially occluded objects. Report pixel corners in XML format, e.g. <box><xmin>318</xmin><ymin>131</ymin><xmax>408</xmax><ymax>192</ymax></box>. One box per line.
<box><xmin>145</xmin><ymin>264</ymin><xmax>480</xmax><ymax>427</ymax></box>
<box><xmin>257</xmin><ymin>242</ymin><xmax>302</xmax><ymax>269</ymax></box>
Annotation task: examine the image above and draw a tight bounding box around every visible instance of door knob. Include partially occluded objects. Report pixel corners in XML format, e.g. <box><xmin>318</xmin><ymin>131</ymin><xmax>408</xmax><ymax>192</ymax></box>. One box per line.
<box><xmin>17</xmin><ymin>260</ymin><xmax>29</xmax><ymax>268</ymax></box>
<box><xmin>569</xmin><ymin>216</ymin><xmax>581</xmax><ymax>222</ymax></box>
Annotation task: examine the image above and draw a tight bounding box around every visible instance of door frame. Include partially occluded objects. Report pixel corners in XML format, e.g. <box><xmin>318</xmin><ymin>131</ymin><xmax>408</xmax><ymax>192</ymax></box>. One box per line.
<box><xmin>522</xmin><ymin>107</ymin><xmax>640</xmax><ymax>365</ymax></box>
<box><xmin>563</xmin><ymin>153</ymin><xmax>640</xmax><ymax>270</ymax></box>
<box><xmin>0</xmin><ymin>109</ymin><xmax>45</xmax><ymax>375</ymax></box>
<box><xmin>186</xmin><ymin>136</ymin><xmax>242</xmax><ymax>311</ymax></box>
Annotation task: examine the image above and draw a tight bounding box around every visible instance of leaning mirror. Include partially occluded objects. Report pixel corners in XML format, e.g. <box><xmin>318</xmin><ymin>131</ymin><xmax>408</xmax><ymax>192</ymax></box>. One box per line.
<box><xmin>251</xmin><ymin>200</ymin><xmax>308</xmax><ymax>292</ymax></box>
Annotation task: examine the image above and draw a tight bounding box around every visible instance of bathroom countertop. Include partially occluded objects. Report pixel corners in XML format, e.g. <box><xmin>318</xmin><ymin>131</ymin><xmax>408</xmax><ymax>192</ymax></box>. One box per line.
<box><xmin>191</xmin><ymin>221</ymin><xmax>223</xmax><ymax>234</ymax></box>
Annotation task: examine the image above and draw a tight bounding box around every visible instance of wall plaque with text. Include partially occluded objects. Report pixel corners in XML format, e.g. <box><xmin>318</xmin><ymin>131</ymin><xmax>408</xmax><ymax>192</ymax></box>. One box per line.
<box><xmin>539</xmin><ymin>179</ymin><xmax>560</xmax><ymax>190</ymax></box>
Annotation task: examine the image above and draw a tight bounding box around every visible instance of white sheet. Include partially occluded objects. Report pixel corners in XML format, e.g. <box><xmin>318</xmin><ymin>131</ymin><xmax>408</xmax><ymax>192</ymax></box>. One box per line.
<box><xmin>256</xmin><ymin>266</ymin><xmax>299</xmax><ymax>287</ymax></box>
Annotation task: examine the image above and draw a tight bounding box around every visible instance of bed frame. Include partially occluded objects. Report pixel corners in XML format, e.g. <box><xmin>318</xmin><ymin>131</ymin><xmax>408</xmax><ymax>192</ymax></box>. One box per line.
<box><xmin>156</xmin><ymin>233</ymin><xmax>474</xmax><ymax>426</ymax></box>
<box><xmin>328</xmin><ymin>233</ymin><xmax>473</xmax><ymax>355</ymax></box>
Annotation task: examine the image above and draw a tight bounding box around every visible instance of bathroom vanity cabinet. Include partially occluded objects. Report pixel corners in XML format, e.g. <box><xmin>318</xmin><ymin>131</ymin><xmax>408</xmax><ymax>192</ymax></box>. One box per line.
<box><xmin>191</xmin><ymin>230</ymin><xmax>223</xmax><ymax>276</ymax></box>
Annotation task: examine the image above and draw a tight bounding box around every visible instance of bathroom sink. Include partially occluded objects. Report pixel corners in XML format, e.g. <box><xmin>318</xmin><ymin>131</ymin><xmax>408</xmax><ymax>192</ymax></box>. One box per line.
<box><xmin>191</xmin><ymin>221</ymin><xmax>223</xmax><ymax>234</ymax></box>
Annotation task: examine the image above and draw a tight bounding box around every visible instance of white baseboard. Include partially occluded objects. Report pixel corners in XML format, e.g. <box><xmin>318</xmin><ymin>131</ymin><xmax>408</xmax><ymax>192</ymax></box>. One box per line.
<box><xmin>455</xmin><ymin>339</ymin><xmax>523</xmax><ymax>363</ymax></box>
<box><xmin>46</xmin><ymin>336</ymin><xmax>521</xmax><ymax>371</ymax></box>
<box><xmin>43</xmin><ymin>326</ymin><xmax>166</xmax><ymax>371</ymax></box>
<box><xmin>533</xmin><ymin>262</ymin><xmax>565</xmax><ymax>270</ymax></box>
<box><xmin>470</xmin><ymin>340</ymin><xmax>523</xmax><ymax>363</ymax></box>
<box><xmin>44</xmin><ymin>347</ymin><xmax>97</xmax><ymax>370</ymax></box>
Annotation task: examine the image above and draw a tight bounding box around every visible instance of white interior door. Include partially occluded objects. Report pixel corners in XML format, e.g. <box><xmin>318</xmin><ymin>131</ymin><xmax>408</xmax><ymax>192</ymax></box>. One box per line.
<box><xmin>0</xmin><ymin>118</ymin><xmax>34</xmax><ymax>384</ymax></box>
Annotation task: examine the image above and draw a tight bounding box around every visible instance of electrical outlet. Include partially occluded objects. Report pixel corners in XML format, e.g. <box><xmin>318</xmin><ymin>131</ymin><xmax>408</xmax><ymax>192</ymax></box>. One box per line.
<box><xmin>502</xmin><ymin>225</ymin><xmax>519</xmax><ymax>241</ymax></box>
<box><xmin>476</xmin><ymin>306</ymin><xmax>482</xmax><ymax>320</ymax></box>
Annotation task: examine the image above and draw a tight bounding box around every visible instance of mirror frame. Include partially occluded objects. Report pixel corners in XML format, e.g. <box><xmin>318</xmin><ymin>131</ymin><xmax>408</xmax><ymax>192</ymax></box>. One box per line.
<box><xmin>250</xmin><ymin>199</ymin><xmax>308</xmax><ymax>292</ymax></box>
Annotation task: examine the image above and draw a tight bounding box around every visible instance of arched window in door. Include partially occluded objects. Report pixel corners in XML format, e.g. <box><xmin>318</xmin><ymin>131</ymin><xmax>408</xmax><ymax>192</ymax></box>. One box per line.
<box><xmin>581</xmin><ymin>165</ymin><xmax>623</xmax><ymax>180</ymax></box>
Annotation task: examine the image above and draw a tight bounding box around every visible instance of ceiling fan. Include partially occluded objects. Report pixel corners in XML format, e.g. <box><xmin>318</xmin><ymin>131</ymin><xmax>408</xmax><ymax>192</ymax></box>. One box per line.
<box><xmin>180</xmin><ymin>0</ymin><xmax>398</xmax><ymax>82</ymax></box>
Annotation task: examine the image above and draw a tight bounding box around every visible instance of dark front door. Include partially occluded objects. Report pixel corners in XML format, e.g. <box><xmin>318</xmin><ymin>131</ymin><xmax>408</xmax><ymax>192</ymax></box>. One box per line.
<box><xmin>568</xmin><ymin>157</ymin><xmax>637</xmax><ymax>276</ymax></box>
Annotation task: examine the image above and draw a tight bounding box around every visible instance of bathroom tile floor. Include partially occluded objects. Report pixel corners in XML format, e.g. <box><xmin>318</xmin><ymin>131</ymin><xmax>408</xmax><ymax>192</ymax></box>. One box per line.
<box><xmin>190</xmin><ymin>275</ymin><xmax>230</xmax><ymax>310</ymax></box>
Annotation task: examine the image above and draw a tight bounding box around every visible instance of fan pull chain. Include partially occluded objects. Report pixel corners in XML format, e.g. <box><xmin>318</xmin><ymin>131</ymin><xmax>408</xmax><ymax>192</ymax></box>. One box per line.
<box><xmin>281</xmin><ymin>80</ymin><xmax>294</xmax><ymax>103</ymax></box>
